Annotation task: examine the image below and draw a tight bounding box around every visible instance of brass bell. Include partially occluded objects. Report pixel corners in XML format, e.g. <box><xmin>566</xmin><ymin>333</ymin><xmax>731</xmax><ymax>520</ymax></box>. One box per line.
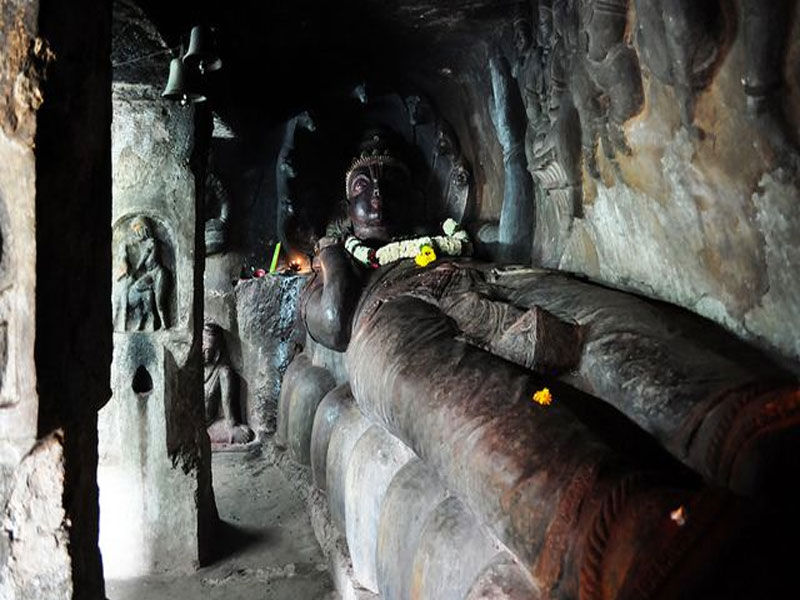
<box><xmin>162</xmin><ymin>57</ymin><xmax>206</xmax><ymax>105</ymax></box>
<box><xmin>183</xmin><ymin>25</ymin><xmax>222</xmax><ymax>74</ymax></box>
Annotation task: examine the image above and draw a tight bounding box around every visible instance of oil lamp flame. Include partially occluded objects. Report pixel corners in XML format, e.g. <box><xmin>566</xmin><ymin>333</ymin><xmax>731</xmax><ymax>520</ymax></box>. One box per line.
<box><xmin>670</xmin><ymin>505</ymin><xmax>687</xmax><ymax>527</ymax></box>
<box><xmin>284</xmin><ymin>253</ymin><xmax>309</xmax><ymax>274</ymax></box>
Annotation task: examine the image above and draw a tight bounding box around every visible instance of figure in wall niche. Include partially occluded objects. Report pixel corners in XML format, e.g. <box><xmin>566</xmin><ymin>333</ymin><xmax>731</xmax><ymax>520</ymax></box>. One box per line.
<box><xmin>113</xmin><ymin>215</ymin><xmax>171</xmax><ymax>332</ymax></box>
<box><xmin>204</xmin><ymin>173</ymin><xmax>231</xmax><ymax>256</ymax></box>
<box><xmin>203</xmin><ymin>322</ymin><xmax>254</xmax><ymax>446</ymax></box>
<box><xmin>276</xmin><ymin>110</ymin><xmax>318</xmax><ymax>252</ymax></box>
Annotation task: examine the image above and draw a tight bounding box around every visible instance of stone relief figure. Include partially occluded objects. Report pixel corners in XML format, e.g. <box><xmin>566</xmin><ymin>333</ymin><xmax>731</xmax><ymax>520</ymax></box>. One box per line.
<box><xmin>204</xmin><ymin>172</ymin><xmax>231</xmax><ymax>256</ymax></box>
<box><xmin>739</xmin><ymin>0</ymin><xmax>798</xmax><ymax>155</ymax></box>
<box><xmin>426</xmin><ymin>117</ymin><xmax>471</xmax><ymax>224</ymax></box>
<box><xmin>634</xmin><ymin>0</ymin><xmax>730</xmax><ymax>136</ymax></box>
<box><xmin>567</xmin><ymin>0</ymin><xmax>644</xmax><ymax>172</ymax></box>
<box><xmin>489</xmin><ymin>52</ymin><xmax>535</xmax><ymax>262</ymax></box>
<box><xmin>276</xmin><ymin>110</ymin><xmax>317</xmax><ymax>251</ymax></box>
<box><xmin>511</xmin><ymin>7</ymin><xmax>583</xmax><ymax>267</ymax></box>
<box><xmin>113</xmin><ymin>215</ymin><xmax>170</xmax><ymax>332</ymax></box>
<box><xmin>203</xmin><ymin>322</ymin><xmax>254</xmax><ymax>445</ymax></box>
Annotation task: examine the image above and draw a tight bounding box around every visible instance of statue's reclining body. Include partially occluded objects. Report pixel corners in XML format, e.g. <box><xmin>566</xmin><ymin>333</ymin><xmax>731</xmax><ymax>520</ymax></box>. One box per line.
<box><xmin>278</xmin><ymin>132</ymin><xmax>799</xmax><ymax>599</ymax></box>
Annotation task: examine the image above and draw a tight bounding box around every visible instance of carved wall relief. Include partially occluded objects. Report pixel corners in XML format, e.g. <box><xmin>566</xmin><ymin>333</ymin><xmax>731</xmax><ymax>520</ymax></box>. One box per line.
<box><xmin>421</xmin><ymin>114</ymin><xmax>472</xmax><ymax>223</ymax></box>
<box><xmin>740</xmin><ymin>0</ymin><xmax>790</xmax><ymax>115</ymax></box>
<box><xmin>203</xmin><ymin>321</ymin><xmax>253</xmax><ymax>446</ymax></box>
<box><xmin>571</xmin><ymin>1</ymin><xmax>644</xmax><ymax>172</ymax></box>
<box><xmin>0</xmin><ymin>197</ymin><xmax>12</xmax><ymax>408</ymax></box>
<box><xmin>112</xmin><ymin>214</ymin><xmax>175</xmax><ymax>332</ymax></box>
<box><xmin>739</xmin><ymin>0</ymin><xmax>797</xmax><ymax>154</ymax></box>
<box><xmin>0</xmin><ymin>323</ymin><xmax>8</xmax><ymax>408</ymax></box>
<box><xmin>276</xmin><ymin>110</ymin><xmax>319</xmax><ymax>252</ymax></box>
<box><xmin>204</xmin><ymin>172</ymin><xmax>231</xmax><ymax>256</ymax></box>
<box><xmin>634</xmin><ymin>0</ymin><xmax>730</xmax><ymax>135</ymax></box>
<box><xmin>0</xmin><ymin>195</ymin><xmax>10</xmax><ymax>291</ymax></box>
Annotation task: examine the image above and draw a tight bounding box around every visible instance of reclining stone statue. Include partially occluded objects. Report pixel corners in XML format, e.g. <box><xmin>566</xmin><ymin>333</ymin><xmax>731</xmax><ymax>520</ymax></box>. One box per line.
<box><xmin>281</xmin><ymin>131</ymin><xmax>799</xmax><ymax>598</ymax></box>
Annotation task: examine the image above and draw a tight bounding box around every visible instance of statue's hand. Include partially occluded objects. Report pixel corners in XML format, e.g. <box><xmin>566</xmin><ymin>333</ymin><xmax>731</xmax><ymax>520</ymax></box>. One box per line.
<box><xmin>279</xmin><ymin>157</ymin><xmax>296</xmax><ymax>178</ymax></box>
<box><xmin>317</xmin><ymin>241</ymin><xmax>351</xmax><ymax>275</ymax></box>
<box><xmin>133</xmin><ymin>274</ymin><xmax>154</xmax><ymax>291</ymax></box>
<box><xmin>304</xmin><ymin>241</ymin><xmax>361</xmax><ymax>351</ymax></box>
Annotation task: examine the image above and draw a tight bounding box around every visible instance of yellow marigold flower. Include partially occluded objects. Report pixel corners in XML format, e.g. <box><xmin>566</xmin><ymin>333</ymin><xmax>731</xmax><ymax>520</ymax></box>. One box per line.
<box><xmin>533</xmin><ymin>388</ymin><xmax>553</xmax><ymax>406</ymax></box>
<box><xmin>415</xmin><ymin>244</ymin><xmax>437</xmax><ymax>267</ymax></box>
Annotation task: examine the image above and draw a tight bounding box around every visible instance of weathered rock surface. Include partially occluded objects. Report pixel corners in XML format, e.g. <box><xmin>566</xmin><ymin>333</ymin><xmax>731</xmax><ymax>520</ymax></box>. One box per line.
<box><xmin>235</xmin><ymin>274</ymin><xmax>306</xmax><ymax>436</ymax></box>
<box><xmin>310</xmin><ymin>384</ymin><xmax>353</xmax><ymax>491</ymax></box>
<box><xmin>325</xmin><ymin>402</ymin><xmax>371</xmax><ymax>535</ymax></box>
<box><xmin>344</xmin><ymin>424</ymin><xmax>415</xmax><ymax>592</ymax></box>
<box><xmin>1</xmin><ymin>434</ymin><xmax>72</xmax><ymax>600</ymax></box>
<box><xmin>286</xmin><ymin>363</ymin><xmax>336</xmax><ymax>464</ymax></box>
<box><xmin>99</xmin><ymin>337</ymin><xmax>211</xmax><ymax>577</ymax></box>
<box><xmin>1</xmin><ymin>1</ymin><xmax>111</xmax><ymax>599</ymax></box>
<box><xmin>376</xmin><ymin>458</ymin><xmax>449</xmax><ymax>600</ymax></box>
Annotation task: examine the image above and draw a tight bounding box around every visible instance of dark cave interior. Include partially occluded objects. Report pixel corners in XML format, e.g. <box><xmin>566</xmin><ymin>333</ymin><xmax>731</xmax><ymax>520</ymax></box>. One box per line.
<box><xmin>1</xmin><ymin>1</ymin><xmax>799</xmax><ymax>599</ymax></box>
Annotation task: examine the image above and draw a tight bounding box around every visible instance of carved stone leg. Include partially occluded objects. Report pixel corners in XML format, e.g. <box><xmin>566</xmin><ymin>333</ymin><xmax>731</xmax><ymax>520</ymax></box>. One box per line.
<box><xmin>348</xmin><ymin>295</ymin><xmax>743</xmax><ymax>597</ymax></box>
<box><xmin>439</xmin><ymin>290</ymin><xmax>582</xmax><ymax>375</ymax></box>
<box><xmin>489</xmin><ymin>267</ymin><xmax>800</xmax><ymax>497</ymax></box>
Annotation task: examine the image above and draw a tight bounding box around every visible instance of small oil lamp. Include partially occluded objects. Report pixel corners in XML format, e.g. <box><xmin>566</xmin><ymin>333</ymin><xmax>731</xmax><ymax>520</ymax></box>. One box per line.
<box><xmin>282</xmin><ymin>252</ymin><xmax>309</xmax><ymax>274</ymax></box>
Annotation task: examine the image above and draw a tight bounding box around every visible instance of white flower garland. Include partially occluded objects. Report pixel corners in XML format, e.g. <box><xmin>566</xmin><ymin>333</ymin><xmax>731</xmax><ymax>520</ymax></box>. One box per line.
<box><xmin>345</xmin><ymin>218</ymin><xmax>470</xmax><ymax>268</ymax></box>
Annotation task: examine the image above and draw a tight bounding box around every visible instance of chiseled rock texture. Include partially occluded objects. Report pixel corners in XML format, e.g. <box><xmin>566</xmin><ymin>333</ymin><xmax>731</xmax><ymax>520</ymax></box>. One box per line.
<box><xmin>1</xmin><ymin>0</ymin><xmax>111</xmax><ymax>598</ymax></box>
<box><xmin>235</xmin><ymin>274</ymin><xmax>306</xmax><ymax>436</ymax></box>
<box><xmin>412</xmin><ymin>1</ymin><xmax>800</xmax><ymax>370</ymax></box>
<box><xmin>0</xmin><ymin>434</ymin><xmax>72</xmax><ymax>600</ymax></box>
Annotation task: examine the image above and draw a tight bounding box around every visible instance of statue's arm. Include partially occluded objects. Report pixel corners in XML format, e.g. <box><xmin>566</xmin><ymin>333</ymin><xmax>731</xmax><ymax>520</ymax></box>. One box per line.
<box><xmin>303</xmin><ymin>242</ymin><xmax>361</xmax><ymax>352</ymax></box>
<box><xmin>217</xmin><ymin>366</ymin><xmax>236</xmax><ymax>424</ymax></box>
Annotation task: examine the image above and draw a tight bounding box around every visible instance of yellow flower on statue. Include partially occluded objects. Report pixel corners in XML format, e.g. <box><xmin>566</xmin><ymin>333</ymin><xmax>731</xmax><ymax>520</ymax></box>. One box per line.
<box><xmin>533</xmin><ymin>388</ymin><xmax>553</xmax><ymax>406</ymax></box>
<box><xmin>415</xmin><ymin>244</ymin><xmax>437</xmax><ymax>267</ymax></box>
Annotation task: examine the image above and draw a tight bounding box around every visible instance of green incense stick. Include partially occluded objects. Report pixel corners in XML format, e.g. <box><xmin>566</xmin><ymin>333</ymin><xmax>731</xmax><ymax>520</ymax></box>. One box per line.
<box><xmin>269</xmin><ymin>242</ymin><xmax>282</xmax><ymax>274</ymax></box>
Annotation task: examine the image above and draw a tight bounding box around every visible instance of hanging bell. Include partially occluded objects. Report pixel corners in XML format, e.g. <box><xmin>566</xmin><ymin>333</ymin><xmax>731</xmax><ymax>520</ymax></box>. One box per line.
<box><xmin>162</xmin><ymin>57</ymin><xmax>206</xmax><ymax>105</ymax></box>
<box><xmin>183</xmin><ymin>25</ymin><xmax>222</xmax><ymax>74</ymax></box>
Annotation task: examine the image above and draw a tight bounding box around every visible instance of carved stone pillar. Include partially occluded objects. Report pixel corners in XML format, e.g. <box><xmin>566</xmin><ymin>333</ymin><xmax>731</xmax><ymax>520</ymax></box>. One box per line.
<box><xmin>98</xmin><ymin>84</ymin><xmax>215</xmax><ymax>577</ymax></box>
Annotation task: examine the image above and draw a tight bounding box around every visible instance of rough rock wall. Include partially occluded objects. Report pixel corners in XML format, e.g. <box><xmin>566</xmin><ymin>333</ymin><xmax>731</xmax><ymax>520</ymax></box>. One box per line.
<box><xmin>0</xmin><ymin>0</ymin><xmax>41</xmax><ymax>515</ymax></box>
<box><xmin>1</xmin><ymin>0</ymin><xmax>112</xmax><ymax>598</ymax></box>
<box><xmin>234</xmin><ymin>274</ymin><xmax>306</xmax><ymax>436</ymax></box>
<box><xmin>422</xmin><ymin>0</ymin><xmax>800</xmax><ymax>370</ymax></box>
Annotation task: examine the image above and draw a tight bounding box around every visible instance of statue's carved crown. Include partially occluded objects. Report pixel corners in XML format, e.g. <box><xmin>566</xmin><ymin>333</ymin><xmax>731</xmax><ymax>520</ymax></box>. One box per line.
<box><xmin>344</xmin><ymin>147</ymin><xmax>410</xmax><ymax>199</ymax></box>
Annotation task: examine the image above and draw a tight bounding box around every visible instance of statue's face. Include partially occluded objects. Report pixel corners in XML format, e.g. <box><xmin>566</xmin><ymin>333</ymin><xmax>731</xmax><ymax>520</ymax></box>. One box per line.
<box><xmin>513</xmin><ymin>20</ymin><xmax>532</xmax><ymax>54</ymax></box>
<box><xmin>347</xmin><ymin>161</ymin><xmax>411</xmax><ymax>243</ymax></box>
<box><xmin>202</xmin><ymin>328</ymin><xmax>219</xmax><ymax>364</ymax></box>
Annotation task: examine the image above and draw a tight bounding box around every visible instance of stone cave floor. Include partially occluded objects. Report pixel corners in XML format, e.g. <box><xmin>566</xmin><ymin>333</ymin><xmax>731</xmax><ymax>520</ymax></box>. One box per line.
<box><xmin>105</xmin><ymin>443</ymin><xmax>338</xmax><ymax>600</ymax></box>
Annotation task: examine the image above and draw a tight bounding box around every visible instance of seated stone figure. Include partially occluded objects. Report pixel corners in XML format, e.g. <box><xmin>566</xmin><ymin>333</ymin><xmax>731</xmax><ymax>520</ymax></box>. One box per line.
<box><xmin>113</xmin><ymin>216</ymin><xmax>170</xmax><ymax>332</ymax></box>
<box><xmin>285</xmin><ymin>130</ymin><xmax>799</xmax><ymax>597</ymax></box>
<box><xmin>203</xmin><ymin>322</ymin><xmax>254</xmax><ymax>446</ymax></box>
